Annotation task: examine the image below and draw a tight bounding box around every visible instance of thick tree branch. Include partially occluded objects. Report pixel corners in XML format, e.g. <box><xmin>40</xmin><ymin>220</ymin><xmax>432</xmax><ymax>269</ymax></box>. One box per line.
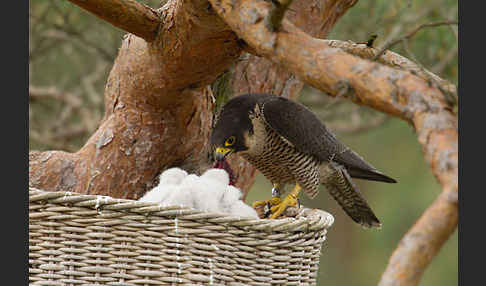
<box><xmin>208</xmin><ymin>1</ymin><xmax>458</xmax><ymax>285</ymax></box>
<box><xmin>210</xmin><ymin>1</ymin><xmax>448</xmax><ymax>116</ymax></box>
<box><xmin>67</xmin><ymin>0</ymin><xmax>161</xmax><ymax>41</ymax></box>
<box><xmin>323</xmin><ymin>39</ymin><xmax>457</xmax><ymax>101</ymax></box>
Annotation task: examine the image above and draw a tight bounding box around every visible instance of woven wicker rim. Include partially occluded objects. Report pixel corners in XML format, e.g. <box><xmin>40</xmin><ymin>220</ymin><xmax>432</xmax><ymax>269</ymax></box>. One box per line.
<box><xmin>29</xmin><ymin>188</ymin><xmax>334</xmax><ymax>233</ymax></box>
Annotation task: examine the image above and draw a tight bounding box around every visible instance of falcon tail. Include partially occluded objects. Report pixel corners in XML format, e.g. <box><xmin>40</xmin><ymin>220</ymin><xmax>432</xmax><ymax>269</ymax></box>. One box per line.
<box><xmin>324</xmin><ymin>165</ymin><xmax>382</xmax><ymax>228</ymax></box>
<box><xmin>347</xmin><ymin>167</ymin><xmax>397</xmax><ymax>184</ymax></box>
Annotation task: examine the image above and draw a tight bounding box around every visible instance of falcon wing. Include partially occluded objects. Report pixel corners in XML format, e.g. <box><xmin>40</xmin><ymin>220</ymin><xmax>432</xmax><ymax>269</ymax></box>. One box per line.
<box><xmin>324</xmin><ymin>163</ymin><xmax>381</xmax><ymax>228</ymax></box>
<box><xmin>261</xmin><ymin>96</ymin><xmax>396</xmax><ymax>183</ymax></box>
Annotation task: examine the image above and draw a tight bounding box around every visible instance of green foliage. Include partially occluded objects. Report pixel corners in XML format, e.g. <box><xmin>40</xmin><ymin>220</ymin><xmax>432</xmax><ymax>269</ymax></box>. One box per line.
<box><xmin>211</xmin><ymin>71</ymin><xmax>234</xmax><ymax>115</ymax></box>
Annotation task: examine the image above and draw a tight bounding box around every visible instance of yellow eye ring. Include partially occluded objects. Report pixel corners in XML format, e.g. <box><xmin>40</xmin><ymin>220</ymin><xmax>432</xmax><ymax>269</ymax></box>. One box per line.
<box><xmin>225</xmin><ymin>136</ymin><xmax>236</xmax><ymax>146</ymax></box>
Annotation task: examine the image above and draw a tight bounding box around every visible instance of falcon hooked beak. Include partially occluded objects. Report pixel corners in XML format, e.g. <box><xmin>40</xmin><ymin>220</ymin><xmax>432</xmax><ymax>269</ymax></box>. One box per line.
<box><xmin>214</xmin><ymin>147</ymin><xmax>233</xmax><ymax>161</ymax></box>
<box><xmin>212</xmin><ymin>146</ymin><xmax>238</xmax><ymax>186</ymax></box>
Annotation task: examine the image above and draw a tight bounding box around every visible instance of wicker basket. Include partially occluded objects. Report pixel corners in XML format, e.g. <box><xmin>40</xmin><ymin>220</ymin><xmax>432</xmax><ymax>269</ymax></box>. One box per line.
<box><xmin>29</xmin><ymin>188</ymin><xmax>334</xmax><ymax>286</ymax></box>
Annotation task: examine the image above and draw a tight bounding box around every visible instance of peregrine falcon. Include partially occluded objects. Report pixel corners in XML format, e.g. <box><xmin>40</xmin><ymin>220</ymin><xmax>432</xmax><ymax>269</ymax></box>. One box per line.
<box><xmin>210</xmin><ymin>93</ymin><xmax>396</xmax><ymax>228</ymax></box>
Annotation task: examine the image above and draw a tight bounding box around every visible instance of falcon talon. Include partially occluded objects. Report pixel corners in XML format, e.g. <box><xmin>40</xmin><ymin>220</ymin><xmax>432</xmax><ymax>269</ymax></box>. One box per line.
<box><xmin>264</xmin><ymin>203</ymin><xmax>272</xmax><ymax>218</ymax></box>
<box><xmin>211</xmin><ymin>93</ymin><xmax>397</xmax><ymax>227</ymax></box>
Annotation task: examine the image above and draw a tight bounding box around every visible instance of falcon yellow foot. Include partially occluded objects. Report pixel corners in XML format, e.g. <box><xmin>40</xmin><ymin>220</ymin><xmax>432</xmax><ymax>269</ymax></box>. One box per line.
<box><xmin>252</xmin><ymin>196</ymin><xmax>281</xmax><ymax>218</ymax></box>
<box><xmin>252</xmin><ymin>196</ymin><xmax>281</xmax><ymax>209</ymax></box>
<box><xmin>269</xmin><ymin>184</ymin><xmax>302</xmax><ymax>219</ymax></box>
<box><xmin>252</xmin><ymin>184</ymin><xmax>282</xmax><ymax>218</ymax></box>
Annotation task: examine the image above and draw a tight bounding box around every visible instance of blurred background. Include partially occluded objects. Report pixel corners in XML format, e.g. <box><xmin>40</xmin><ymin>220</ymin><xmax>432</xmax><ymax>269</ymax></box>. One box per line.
<box><xmin>29</xmin><ymin>0</ymin><xmax>458</xmax><ymax>285</ymax></box>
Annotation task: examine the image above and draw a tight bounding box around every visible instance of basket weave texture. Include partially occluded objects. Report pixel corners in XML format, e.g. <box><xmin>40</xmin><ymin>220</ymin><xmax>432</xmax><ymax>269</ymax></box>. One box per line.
<box><xmin>29</xmin><ymin>188</ymin><xmax>334</xmax><ymax>286</ymax></box>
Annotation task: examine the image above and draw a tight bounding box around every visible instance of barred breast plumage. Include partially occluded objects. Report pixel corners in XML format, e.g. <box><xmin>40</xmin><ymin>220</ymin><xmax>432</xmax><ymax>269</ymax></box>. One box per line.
<box><xmin>240</xmin><ymin>111</ymin><xmax>321</xmax><ymax>198</ymax></box>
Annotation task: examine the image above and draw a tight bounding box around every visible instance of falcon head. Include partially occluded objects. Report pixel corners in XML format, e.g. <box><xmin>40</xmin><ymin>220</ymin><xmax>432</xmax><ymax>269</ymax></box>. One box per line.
<box><xmin>210</xmin><ymin>94</ymin><xmax>270</xmax><ymax>161</ymax></box>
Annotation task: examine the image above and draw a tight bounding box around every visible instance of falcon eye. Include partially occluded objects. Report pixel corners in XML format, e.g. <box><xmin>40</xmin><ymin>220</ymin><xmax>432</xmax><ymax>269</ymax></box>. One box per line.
<box><xmin>225</xmin><ymin>136</ymin><xmax>236</xmax><ymax>146</ymax></box>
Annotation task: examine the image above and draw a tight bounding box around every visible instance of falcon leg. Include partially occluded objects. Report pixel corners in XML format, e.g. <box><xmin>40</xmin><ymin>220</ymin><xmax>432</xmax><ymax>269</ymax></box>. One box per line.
<box><xmin>269</xmin><ymin>184</ymin><xmax>301</xmax><ymax>219</ymax></box>
<box><xmin>271</xmin><ymin>183</ymin><xmax>281</xmax><ymax>198</ymax></box>
<box><xmin>252</xmin><ymin>183</ymin><xmax>282</xmax><ymax>218</ymax></box>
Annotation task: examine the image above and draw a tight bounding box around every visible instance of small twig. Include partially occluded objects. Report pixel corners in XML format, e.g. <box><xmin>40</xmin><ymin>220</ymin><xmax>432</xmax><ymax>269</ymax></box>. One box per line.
<box><xmin>29</xmin><ymin>86</ymin><xmax>82</xmax><ymax>107</ymax></box>
<box><xmin>29</xmin><ymin>84</ymin><xmax>100</xmax><ymax>150</ymax></box>
<box><xmin>441</xmin><ymin>5</ymin><xmax>458</xmax><ymax>42</ymax></box>
<box><xmin>50</xmin><ymin>126</ymin><xmax>90</xmax><ymax>141</ymax></box>
<box><xmin>401</xmin><ymin>38</ymin><xmax>418</xmax><ymax>64</ymax></box>
<box><xmin>81</xmin><ymin>61</ymin><xmax>108</xmax><ymax>106</ymax></box>
<box><xmin>373</xmin><ymin>20</ymin><xmax>458</xmax><ymax>60</ymax></box>
<box><xmin>29</xmin><ymin>37</ymin><xmax>66</xmax><ymax>61</ymax></box>
<box><xmin>50</xmin><ymin>22</ymin><xmax>116</xmax><ymax>62</ymax></box>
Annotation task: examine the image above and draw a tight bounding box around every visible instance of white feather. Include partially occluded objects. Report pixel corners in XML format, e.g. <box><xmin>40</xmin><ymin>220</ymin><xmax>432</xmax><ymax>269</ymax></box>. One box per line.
<box><xmin>139</xmin><ymin>168</ymin><xmax>188</xmax><ymax>203</ymax></box>
<box><xmin>201</xmin><ymin>168</ymin><xmax>230</xmax><ymax>186</ymax></box>
<box><xmin>193</xmin><ymin>172</ymin><xmax>226</xmax><ymax>213</ymax></box>
<box><xmin>230</xmin><ymin>200</ymin><xmax>259</xmax><ymax>218</ymax></box>
<box><xmin>139</xmin><ymin>168</ymin><xmax>258</xmax><ymax>218</ymax></box>
<box><xmin>163</xmin><ymin>174</ymin><xmax>199</xmax><ymax>208</ymax></box>
<box><xmin>139</xmin><ymin>185</ymin><xmax>167</xmax><ymax>203</ymax></box>
<box><xmin>159</xmin><ymin>167</ymin><xmax>188</xmax><ymax>186</ymax></box>
<box><xmin>220</xmin><ymin>185</ymin><xmax>242</xmax><ymax>213</ymax></box>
